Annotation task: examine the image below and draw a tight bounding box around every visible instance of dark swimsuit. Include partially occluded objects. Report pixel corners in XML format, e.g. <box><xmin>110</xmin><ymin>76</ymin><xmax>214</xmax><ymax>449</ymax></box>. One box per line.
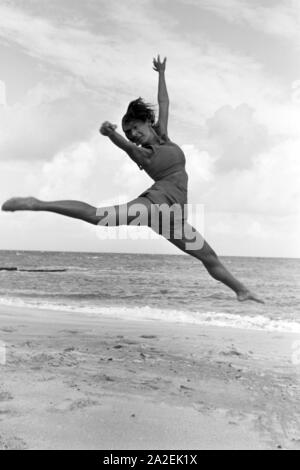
<box><xmin>134</xmin><ymin>133</ymin><xmax>201</xmax><ymax>247</ymax></box>
<box><xmin>138</xmin><ymin>134</ymin><xmax>188</xmax><ymax>220</ymax></box>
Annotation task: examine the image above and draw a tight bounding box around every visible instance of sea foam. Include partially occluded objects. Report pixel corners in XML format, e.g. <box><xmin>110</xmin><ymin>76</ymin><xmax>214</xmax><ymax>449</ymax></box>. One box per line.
<box><xmin>0</xmin><ymin>296</ymin><xmax>299</xmax><ymax>334</ymax></box>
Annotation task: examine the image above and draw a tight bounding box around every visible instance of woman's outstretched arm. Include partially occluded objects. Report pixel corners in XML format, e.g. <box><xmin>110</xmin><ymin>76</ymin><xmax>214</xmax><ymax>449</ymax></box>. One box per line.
<box><xmin>153</xmin><ymin>55</ymin><xmax>169</xmax><ymax>136</ymax></box>
<box><xmin>99</xmin><ymin>121</ymin><xmax>152</xmax><ymax>169</ymax></box>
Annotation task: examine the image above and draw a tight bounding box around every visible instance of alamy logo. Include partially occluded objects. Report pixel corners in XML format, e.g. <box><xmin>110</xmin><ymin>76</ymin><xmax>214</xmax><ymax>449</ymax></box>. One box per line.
<box><xmin>95</xmin><ymin>203</ymin><xmax>205</xmax><ymax>251</ymax></box>
<box><xmin>0</xmin><ymin>340</ymin><xmax>6</xmax><ymax>365</ymax></box>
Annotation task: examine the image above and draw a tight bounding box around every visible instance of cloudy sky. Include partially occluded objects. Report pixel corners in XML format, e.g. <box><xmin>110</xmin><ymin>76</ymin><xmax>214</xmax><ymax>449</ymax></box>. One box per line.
<box><xmin>0</xmin><ymin>0</ymin><xmax>299</xmax><ymax>257</ymax></box>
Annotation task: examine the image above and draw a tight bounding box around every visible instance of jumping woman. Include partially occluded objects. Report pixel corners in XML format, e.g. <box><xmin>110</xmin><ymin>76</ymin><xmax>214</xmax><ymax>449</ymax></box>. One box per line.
<box><xmin>2</xmin><ymin>55</ymin><xmax>263</xmax><ymax>303</ymax></box>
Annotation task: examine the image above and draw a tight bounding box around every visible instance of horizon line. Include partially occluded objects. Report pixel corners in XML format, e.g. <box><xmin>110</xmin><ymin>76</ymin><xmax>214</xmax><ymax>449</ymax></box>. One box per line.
<box><xmin>0</xmin><ymin>248</ymin><xmax>299</xmax><ymax>260</ymax></box>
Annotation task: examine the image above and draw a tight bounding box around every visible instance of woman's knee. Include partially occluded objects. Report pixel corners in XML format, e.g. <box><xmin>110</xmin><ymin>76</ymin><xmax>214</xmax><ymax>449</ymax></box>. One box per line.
<box><xmin>197</xmin><ymin>242</ymin><xmax>218</xmax><ymax>265</ymax></box>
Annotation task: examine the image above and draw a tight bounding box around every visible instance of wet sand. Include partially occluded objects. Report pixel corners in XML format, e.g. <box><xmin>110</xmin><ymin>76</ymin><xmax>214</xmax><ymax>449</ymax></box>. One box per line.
<box><xmin>0</xmin><ymin>304</ymin><xmax>299</xmax><ymax>450</ymax></box>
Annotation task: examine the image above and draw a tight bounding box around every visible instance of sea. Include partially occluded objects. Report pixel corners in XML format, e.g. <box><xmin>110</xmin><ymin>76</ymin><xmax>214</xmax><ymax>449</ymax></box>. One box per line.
<box><xmin>0</xmin><ymin>250</ymin><xmax>299</xmax><ymax>333</ymax></box>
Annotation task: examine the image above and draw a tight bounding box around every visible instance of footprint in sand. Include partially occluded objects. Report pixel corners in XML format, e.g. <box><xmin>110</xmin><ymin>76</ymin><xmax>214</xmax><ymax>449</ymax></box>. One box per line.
<box><xmin>48</xmin><ymin>398</ymin><xmax>100</xmax><ymax>413</ymax></box>
<box><xmin>120</xmin><ymin>339</ymin><xmax>139</xmax><ymax>345</ymax></box>
<box><xmin>31</xmin><ymin>353</ymin><xmax>56</xmax><ymax>363</ymax></box>
<box><xmin>0</xmin><ymin>327</ymin><xmax>16</xmax><ymax>333</ymax></box>
<box><xmin>21</xmin><ymin>341</ymin><xmax>35</xmax><ymax>348</ymax></box>
<box><xmin>90</xmin><ymin>373</ymin><xmax>116</xmax><ymax>384</ymax></box>
<box><xmin>68</xmin><ymin>398</ymin><xmax>100</xmax><ymax>411</ymax></box>
<box><xmin>30</xmin><ymin>352</ymin><xmax>79</xmax><ymax>368</ymax></box>
<box><xmin>180</xmin><ymin>385</ymin><xmax>195</xmax><ymax>392</ymax></box>
<box><xmin>141</xmin><ymin>381</ymin><xmax>160</xmax><ymax>390</ymax></box>
<box><xmin>59</xmin><ymin>329</ymin><xmax>80</xmax><ymax>335</ymax></box>
<box><xmin>140</xmin><ymin>335</ymin><xmax>157</xmax><ymax>339</ymax></box>
<box><xmin>220</xmin><ymin>349</ymin><xmax>245</xmax><ymax>358</ymax></box>
<box><xmin>101</xmin><ymin>374</ymin><xmax>115</xmax><ymax>382</ymax></box>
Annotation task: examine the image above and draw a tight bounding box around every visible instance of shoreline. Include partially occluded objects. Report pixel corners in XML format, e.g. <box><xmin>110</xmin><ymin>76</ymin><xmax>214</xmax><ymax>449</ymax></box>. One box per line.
<box><xmin>0</xmin><ymin>304</ymin><xmax>299</xmax><ymax>450</ymax></box>
<box><xmin>0</xmin><ymin>299</ymin><xmax>299</xmax><ymax>334</ymax></box>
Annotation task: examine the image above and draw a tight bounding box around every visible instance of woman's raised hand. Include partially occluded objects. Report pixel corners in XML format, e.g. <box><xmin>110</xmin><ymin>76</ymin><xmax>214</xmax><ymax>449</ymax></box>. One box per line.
<box><xmin>100</xmin><ymin>121</ymin><xmax>117</xmax><ymax>136</ymax></box>
<box><xmin>153</xmin><ymin>54</ymin><xmax>167</xmax><ymax>73</ymax></box>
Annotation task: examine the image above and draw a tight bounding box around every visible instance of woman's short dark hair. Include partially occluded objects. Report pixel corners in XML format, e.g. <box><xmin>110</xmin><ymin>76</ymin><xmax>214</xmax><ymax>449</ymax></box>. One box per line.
<box><xmin>122</xmin><ymin>98</ymin><xmax>155</xmax><ymax>127</ymax></box>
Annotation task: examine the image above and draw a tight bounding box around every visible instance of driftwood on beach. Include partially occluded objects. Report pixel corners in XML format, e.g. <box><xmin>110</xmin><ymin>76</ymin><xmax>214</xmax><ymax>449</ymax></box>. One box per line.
<box><xmin>0</xmin><ymin>267</ymin><xmax>18</xmax><ymax>271</ymax></box>
<box><xmin>0</xmin><ymin>267</ymin><xmax>67</xmax><ymax>273</ymax></box>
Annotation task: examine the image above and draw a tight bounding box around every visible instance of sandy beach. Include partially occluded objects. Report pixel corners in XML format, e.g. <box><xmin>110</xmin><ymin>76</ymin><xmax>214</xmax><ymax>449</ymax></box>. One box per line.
<box><xmin>0</xmin><ymin>303</ymin><xmax>299</xmax><ymax>450</ymax></box>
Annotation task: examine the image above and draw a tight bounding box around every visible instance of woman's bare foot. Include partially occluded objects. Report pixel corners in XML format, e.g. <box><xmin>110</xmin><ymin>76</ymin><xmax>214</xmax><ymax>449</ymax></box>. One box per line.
<box><xmin>2</xmin><ymin>197</ymin><xmax>40</xmax><ymax>212</ymax></box>
<box><xmin>237</xmin><ymin>290</ymin><xmax>265</xmax><ymax>304</ymax></box>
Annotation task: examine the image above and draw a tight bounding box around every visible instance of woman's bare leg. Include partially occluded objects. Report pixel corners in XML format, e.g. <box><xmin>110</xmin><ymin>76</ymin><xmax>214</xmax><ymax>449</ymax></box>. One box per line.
<box><xmin>2</xmin><ymin>197</ymin><xmax>263</xmax><ymax>302</ymax></box>
<box><xmin>1</xmin><ymin>196</ymin><xmax>152</xmax><ymax>226</ymax></box>
<box><xmin>167</xmin><ymin>222</ymin><xmax>264</xmax><ymax>303</ymax></box>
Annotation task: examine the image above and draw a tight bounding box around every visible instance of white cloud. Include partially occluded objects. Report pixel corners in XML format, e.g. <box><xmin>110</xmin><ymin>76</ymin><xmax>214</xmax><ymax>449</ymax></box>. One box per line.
<box><xmin>202</xmin><ymin>138</ymin><xmax>300</xmax><ymax>217</ymax></box>
<box><xmin>39</xmin><ymin>142</ymin><xmax>97</xmax><ymax>200</ymax></box>
<box><xmin>255</xmin><ymin>99</ymin><xmax>300</xmax><ymax>139</ymax></box>
<box><xmin>205</xmin><ymin>104</ymin><xmax>270</xmax><ymax>172</ymax></box>
<box><xmin>189</xmin><ymin>0</ymin><xmax>300</xmax><ymax>45</ymax></box>
<box><xmin>184</xmin><ymin>145</ymin><xmax>214</xmax><ymax>184</ymax></box>
<box><xmin>0</xmin><ymin>77</ymin><xmax>101</xmax><ymax>161</ymax></box>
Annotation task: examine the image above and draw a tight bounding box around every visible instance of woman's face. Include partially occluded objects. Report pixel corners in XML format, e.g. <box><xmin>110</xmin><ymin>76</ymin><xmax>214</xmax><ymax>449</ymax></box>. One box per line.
<box><xmin>123</xmin><ymin>119</ymin><xmax>153</xmax><ymax>146</ymax></box>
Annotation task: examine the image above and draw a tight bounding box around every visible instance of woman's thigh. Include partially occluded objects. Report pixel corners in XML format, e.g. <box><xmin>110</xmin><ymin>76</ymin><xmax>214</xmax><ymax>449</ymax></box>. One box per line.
<box><xmin>96</xmin><ymin>197</ymin><xmax>153</xmax><ymax>226</ymax></box>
